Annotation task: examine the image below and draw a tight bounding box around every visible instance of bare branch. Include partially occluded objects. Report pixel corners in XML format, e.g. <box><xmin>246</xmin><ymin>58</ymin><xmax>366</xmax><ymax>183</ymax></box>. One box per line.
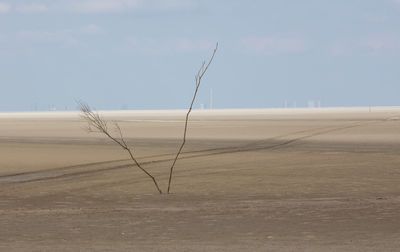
<box><xmin>167</xmin><ymin>42</ymin><xmax>218</xmax><ymax>194</ymax></box>
<box><xmin>114</xmin><ymin>122</ymin><xmax>129</xmax><ymax>149</ymax></box>
<box><xmin>78</xmin><ymin>101</ymin><xmax>163</xmax><ymax>194</ymax></box>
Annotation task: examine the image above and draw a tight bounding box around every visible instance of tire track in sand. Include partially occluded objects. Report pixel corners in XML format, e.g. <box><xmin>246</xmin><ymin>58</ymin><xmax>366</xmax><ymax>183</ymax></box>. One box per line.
<box><xmin>0</xmin><ymin>119</ymin><xmax>383</xmax><ymax>183</ymax></box>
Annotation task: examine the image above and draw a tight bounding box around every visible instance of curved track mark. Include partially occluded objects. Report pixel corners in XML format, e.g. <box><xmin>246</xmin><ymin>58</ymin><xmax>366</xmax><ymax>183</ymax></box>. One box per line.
<box><xmin>0</xmin><ymin>119</ymin><xmax>383</xmax><ymax>184</ymax></box>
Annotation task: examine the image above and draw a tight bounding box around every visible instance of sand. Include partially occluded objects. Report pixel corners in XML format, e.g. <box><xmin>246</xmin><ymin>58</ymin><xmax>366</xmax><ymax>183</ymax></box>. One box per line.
<box><xmin>1</xmin><ymin>107</ymin><xmax>400</xmax><ymax>251</ymax></box>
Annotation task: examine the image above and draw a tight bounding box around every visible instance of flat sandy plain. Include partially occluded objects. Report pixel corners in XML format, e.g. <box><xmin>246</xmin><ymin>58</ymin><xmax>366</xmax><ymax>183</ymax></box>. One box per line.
<box><xmin>1</xmin><ymin>107</ymin><xmax>400</xmax><ymax>251</ymax></box>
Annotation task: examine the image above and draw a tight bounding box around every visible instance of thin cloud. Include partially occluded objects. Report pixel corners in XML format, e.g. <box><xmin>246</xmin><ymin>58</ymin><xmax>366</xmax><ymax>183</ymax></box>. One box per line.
<box><xmin>175</xmin><ymin>38</ymin><xmax>215</xmax><ymax>52</ymax></box>
<box><xmin>18</xmin><ymin>23</ymin><xmax>103</xmax><ymax>36</ymax></box>
<box><xmin>361</xmin><ymin>12</ymin><xmax>388</xmax><ymax>23</ymax></box>
<box><xmin>79</xmin><ymin>24</ymin><xmax>103</xmax><ymax>35</ymax></box>
<box><xmin>0</xmin><ymin>0</ymin><xmax>196</xmax><ymax>14</ymax></box>
<box><xmin>140</xmin><ymin>0</ymin><xmax>196</xmax><ymax>11</ymax></box>
<box><xmin>68</xmin><ymin>0</ymin><xmax>195</xmax><ymax>13</ymax></box>
<box><xmin>70</xmin><ymin>0</ymin><xmax>140</xmax><ymax>13</ymax></box>
<box><xmin>241</xmin><ymin>36</ymin><xmax>309</xmax><ymax>55</ymax></box>
<box><xmin>16</xmin><ymin>3</ymin><xmax>48</xmax><ymax>13</ymax></box>
<box><xmin>16</xmin><ymin>30</ymin><xmax>80</xmax><ymax>48</ymax></box>
<box><xmin>128</xmin><ymin>37</ymin><xmax>215</xmax><ymax>54</ymax></box>
<box><xmin>17</xmin><ymin>30</ymin><xmax>57</xmax><ymax>41</ymax></box>
<box><xmin>15</xmin><ymin>24</ymin><xmax>103</xmax><ymax>47</ymax></box>
<box><xmin>0</xmin><ymin>2</ymin><xmax>11</xmax><ymax>13</ymax></box>
<box><xmin>331</xmin><ymin>33</ymin><xmax>400</xmax><ymax>56</ymax></box>
<box><xmin>362</xmin><ymin>33</ymin><xmax>400</xmax><ymax>53</ymax></box>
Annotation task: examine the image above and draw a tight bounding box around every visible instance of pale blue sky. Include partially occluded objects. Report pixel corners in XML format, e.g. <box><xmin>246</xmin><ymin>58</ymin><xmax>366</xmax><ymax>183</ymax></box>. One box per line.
<box><xmin>1</xmin><ymin>0</ymin><xmax>400</xmax><ymax>111</ymax></box>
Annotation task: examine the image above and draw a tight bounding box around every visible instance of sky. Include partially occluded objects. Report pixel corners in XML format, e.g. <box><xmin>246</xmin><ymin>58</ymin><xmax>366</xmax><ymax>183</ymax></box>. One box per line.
<box><xmin>1</xmin><ymin>0</ymin><xmax>400</xmax><ymax>111</ymax></box>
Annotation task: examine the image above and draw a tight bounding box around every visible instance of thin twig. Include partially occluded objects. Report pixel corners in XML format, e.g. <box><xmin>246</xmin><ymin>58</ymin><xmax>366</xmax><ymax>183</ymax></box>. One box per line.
<box><xmin>78</xmin><ymin>101</ymin><xmax>163</xmax><ymax>194</ymax></box>
<box><xmin>167</xmin><ymin>42</ymin><xmax>218</xmax><ymax>194</ymax></box>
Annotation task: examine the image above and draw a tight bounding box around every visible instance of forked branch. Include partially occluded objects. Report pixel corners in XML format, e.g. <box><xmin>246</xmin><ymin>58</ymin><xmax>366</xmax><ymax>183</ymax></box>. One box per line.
<box><xmin>78</xmin><ymin>101</ymin><xmax>163</xmax><ymax>194</ymax></box>
<box><xmin>167</xmin><ymin>43</ymin><xmax>218</xmax><ymax>194</ymax></box>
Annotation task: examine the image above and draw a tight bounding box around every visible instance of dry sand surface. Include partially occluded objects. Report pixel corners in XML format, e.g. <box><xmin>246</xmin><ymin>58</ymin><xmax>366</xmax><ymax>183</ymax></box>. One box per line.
<box><xmin>1</xmin><ymin>107</ymin><xmax>400</xmax><ymax>251</ymax></box>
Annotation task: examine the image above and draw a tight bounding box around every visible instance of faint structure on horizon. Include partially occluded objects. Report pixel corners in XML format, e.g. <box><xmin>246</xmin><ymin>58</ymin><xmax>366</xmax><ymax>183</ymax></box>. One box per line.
<box><xmin>307</xmin><ymin>100</ymin><xmax>321</xmax><ymax>108</ymax></box>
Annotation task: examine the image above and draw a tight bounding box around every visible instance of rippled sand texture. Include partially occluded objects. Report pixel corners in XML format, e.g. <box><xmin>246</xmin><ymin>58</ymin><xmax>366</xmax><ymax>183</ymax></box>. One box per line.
<box><xmin>1</xmin><ymin>107</ymin><xmax>400</xmax><ymax>251</ymax></box>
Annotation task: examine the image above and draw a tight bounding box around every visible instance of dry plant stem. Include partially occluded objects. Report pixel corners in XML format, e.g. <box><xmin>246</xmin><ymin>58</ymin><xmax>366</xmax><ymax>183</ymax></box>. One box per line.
<box><xmin>79</xmin><ymin>102</ymin><xmax>163</xmax><ymax>194</ymax></box>
<box><xmin>167</xmin><ymin>43</ymin><xmax>218</xmax><ymax>194</ymax></box>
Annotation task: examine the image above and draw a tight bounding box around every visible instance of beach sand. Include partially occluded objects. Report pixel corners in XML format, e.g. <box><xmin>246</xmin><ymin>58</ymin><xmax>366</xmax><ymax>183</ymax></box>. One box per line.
<box><xmin>1</xmin><ymin>107</ymin><xmax>400</xmax><ymax>251</ymax></box>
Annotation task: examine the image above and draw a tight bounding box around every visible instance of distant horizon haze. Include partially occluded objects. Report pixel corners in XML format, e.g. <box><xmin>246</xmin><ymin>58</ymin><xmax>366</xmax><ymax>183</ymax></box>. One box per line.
<box><xmin>1</xmin><ymin>105</ymin><xmax>400</xmax><ymax>115</ymax></box>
